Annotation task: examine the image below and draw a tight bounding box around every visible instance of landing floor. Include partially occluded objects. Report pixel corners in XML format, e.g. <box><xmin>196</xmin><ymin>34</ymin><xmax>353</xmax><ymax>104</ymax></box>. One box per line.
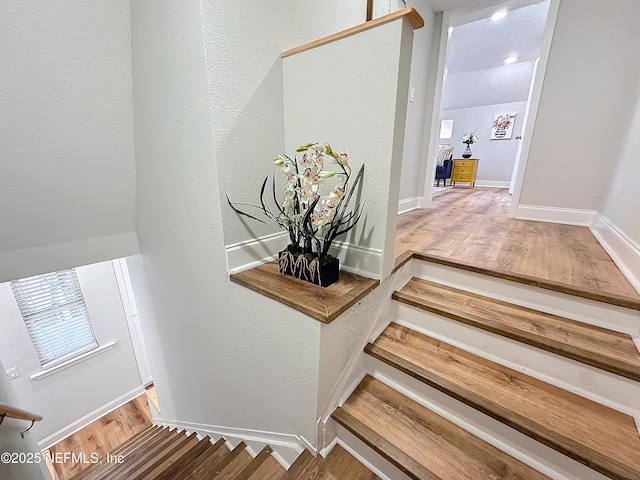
<box><xmin>395</xmin><ymin>188</ymin><xmax>640</xmax><ymax>300</ymax></box>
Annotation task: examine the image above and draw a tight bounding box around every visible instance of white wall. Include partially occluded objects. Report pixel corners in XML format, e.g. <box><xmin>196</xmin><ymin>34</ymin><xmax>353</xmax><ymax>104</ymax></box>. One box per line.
<box><xmin>0</xmin><ymin>262</ymin><xmax>142</xmax><ymax>448</ymax></box>
<box><xmin>129</xmin><ymin>0</ymin><xmax>371</xmax><ymax>450</ymax></box>
<box><xmin>282</xmin><ymin>17</ymin><xmax>415</xmax><ymax>278</ymax></box>
<box><xmin>440</xmin><ymin>100</ymin><xmax>528</xmax><ymax>185</ymax></box>
<box><xmin>0</xmin><ymin>0</ymin><xmax>139</xmax><ymax>283</ymax></box>
<box><xmin>399</xmin><ymin>0</ymin><xmax>437</xmax><ymax>207</ymax></box>
<box><xmin>592</xmin><ymin>81</ymin><xmax>640</xmax><ymax>293</ymax></box>
<box><xmin>518</xmin><ymin>0</ymin><xmax>640</xmax><ymax>212</ymax></box>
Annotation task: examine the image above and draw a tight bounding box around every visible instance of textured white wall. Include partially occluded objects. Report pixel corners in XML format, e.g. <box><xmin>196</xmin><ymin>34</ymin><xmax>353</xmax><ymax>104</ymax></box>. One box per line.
<box><xmin>129</xmin><ymin>0</ymin><xmax>375</xmax><ymax>448</ymax></box>
<box><xmin>439</xmin><ymin>100</ymin><xmax>528</xmax><ymax>184</ymax></box>
<box><xmin>212</xmin><ymin>1</ymin><xmax>366</xmax><ymax>247</ymax></box>
<box><xmin>283</xmin><ymin>19</ymin><xmax>415</xmax><ymax>277</ymax></box>
<box><xmin>0</xmin><ymin>0</ymin><xmax>138</xmax><ymax>281</ymax></box>
<box><xmin>519</xmin><ymin>0</ymin><xmax>640</xmax><ymax>211</ymax></box>
<box><xmin>399</xmin><ymin>0</ymin><xmax>437</xmax><ymax>203</ymax></box>
<box><xmin>0</xmin><ymin>262</ymin><xmax>141</xmax><ymax>447</ymax></box>
<box><xmin>601</xmin><ymin>84</ymin><xmax>640</xmax><ymax>245</ymax></box>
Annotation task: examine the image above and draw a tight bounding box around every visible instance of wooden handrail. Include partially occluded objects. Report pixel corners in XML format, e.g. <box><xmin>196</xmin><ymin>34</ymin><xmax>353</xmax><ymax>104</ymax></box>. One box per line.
<box><xmin>0</xmin><ymin>402</ymin><xmax>43</xmax><ymax>422</ymax></box>
<box><xmin>282</xmin><ymin>7</ymin><xmax>424</xmax><ymax>58</ymax></box>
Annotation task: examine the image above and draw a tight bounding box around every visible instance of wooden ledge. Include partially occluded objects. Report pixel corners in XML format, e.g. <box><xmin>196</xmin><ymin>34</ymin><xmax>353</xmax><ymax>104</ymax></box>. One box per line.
<box><xmin>282</xmin><ymin>7</ymin><xmax>424</xmax><ymax>58</ymax></box>
<box><xmin>399</xmin><ymin>251</ymin><xmax>640</xmax><ymax>311</ymax></box>
<box><xmin>230</xmin><ymin>261</ymin><xmax>379</xmax><ymax>323</ymax></box>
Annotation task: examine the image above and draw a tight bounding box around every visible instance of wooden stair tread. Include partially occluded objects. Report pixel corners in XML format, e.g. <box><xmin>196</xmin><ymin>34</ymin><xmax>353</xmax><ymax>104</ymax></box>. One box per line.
<box><xmin>367</xmin><ymin>322</ymin><xmax>640</xmax><ymax>480</ymax></box>
<box><xmin>66</xmin><ymin>426</ymin><xmax>153</xmax><ymax>480</ymax></box>
<box><xmin>92</xmin><ymin>427</ymin><xmax>175</xmax><ymax>480</ymax></box>
<box><xmin>294</xmin><ymin>445</ymin><xmax>379</xmax><ymax>480</ymax></box>
<box><xmin>235</xmin><ymin>446</ymin><xmax>273</xmax><ymax>480</ymax></box>
<box><xmin>173</xmin><ymin>439</ymin><xmax>230</xmax><ymax>480</ymax></box>
<box><xmin>109</xmin><ymin>430</ymin><xmax>193</xmax><ymax>479</ymax></box>
<box><xmin>215</xmin><ymin>447</ymin><xmax>252</xmax><ymax>480</ymax></box>
<box><xmin>246</xmin><ymin>455</ymin><xmax>285</xmax><ymax>480</ymax></box>
<box><xmin>393</xmin><ymin>277</ymin><xmax>640</xmax><ymax>381</ymax></box>
<box><xmin>135</xmin><ymin>432</ymin><xmax>204</xmax><ymax>480</ymax></box>
<box><xmin>279</xmin><ymin>449</ymin><xmax>314</xmax><ymax>480</ymax></box>
<box><xmin>334</xmin><ymin>375</ymin><xmax>548</xmax><ymax>480</ymax></box>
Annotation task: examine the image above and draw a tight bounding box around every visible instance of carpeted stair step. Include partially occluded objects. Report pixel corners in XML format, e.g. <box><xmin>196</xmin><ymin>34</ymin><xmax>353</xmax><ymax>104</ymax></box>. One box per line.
<box><xmin>393</xmin><ymin>277</ymin><xmax>640</xmax><ymax>381</ymax></box>
<box><xmin>366</xmin><ymin>322</ymin><xmax>640</xmax><ymax>480</ymax></box>
<box><xmin>333</xmin><ymin>375</ymin><xmax>547</xmax><ymax>480</ymax></box>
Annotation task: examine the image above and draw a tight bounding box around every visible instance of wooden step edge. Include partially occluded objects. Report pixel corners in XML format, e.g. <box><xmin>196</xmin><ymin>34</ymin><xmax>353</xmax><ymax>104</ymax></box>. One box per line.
<box><xmin>235</xmin><ymin>446</ymin><xmax>273</xmax><ymax>480</ymax></box>
<box><xmin>138</xmin><ymin>433</ymin><xmax>208</xmax><ymax>480</ymax></box>
<box><xmin>68</xmin><ymin>427</ymin><xmax>160</xmax><ymax>480</ymax></box>
<box><xmin>102</xmin><ymin>429</ymin><xmax>184</xmax><ymax>480</ymax></box>
<box><xmin>365</xmin><ymin>342</ymin><xmax>640</xmax><ymax>480</ymax></box>
<box><xmin>408</xmin><ymin>251</ymin><xmax>640</xmax><ymax>311</ymax></box>
<box><xmin>172</xmin><ymin>438</ymin><xmax>228</xmax><ymax>480</ymax></box>
<box><xmin>392</xmin><ymin>289</ymin><xmax>640</xmax><ymax>382</ymax></box>
<box><xmin>209</xmin><ymin>441</ymin><xmax>247</xmax><ymax>478</ymax></box>
<box><xmin>332</xmin><ymin>407</ymin><xmax>432</xmax><ymax>480</ymax></box>
<box><xmin>279</xmin><ymin>449</ymin><xmax>314</xmax><ymax>480</ymax></box>
<box><xmin>83</xmin><ymin>428</ymin><xmax>174</xmax><ymax>480</ymax></box>
<box><xmin>130</xmin><ymin>432</ymin><xmax>199</xmax><ymax>480</ymax></box>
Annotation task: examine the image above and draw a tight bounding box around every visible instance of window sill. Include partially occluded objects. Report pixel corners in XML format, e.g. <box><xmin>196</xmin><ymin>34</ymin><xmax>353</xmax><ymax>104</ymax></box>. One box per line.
<box><xmin>30</xmin><ymin>341</ymin><xmax>117</xmax><ymax>380</ymax></box>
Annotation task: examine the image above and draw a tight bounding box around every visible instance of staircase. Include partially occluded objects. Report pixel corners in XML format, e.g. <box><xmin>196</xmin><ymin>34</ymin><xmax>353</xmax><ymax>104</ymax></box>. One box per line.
<box><xmin>67</xmin><ymin>424</ymin><xmax>379</xmax><ymax>480</ymax></box>
<box><xmin>331</xmin><ymin>255</ymin><xmax>640</xmax><ymax>480</ymax></box>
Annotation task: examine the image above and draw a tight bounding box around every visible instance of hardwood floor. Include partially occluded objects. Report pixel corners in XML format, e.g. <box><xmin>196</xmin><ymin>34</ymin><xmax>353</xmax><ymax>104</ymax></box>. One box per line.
<box><xmin>395</xmin><ymin>188</ymin><xmax>640</xmax><ymax>299</ymax></box>
<box><xmin>45</xmin><ymin>393</ymin><xmax>152</xmax><ymax>480</ymax></box>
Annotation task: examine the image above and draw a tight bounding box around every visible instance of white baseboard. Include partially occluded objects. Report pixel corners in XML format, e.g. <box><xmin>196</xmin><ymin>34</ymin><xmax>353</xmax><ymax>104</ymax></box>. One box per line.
<box><xmin>225</xmin><ymin>232</ymin><xmax>288</xmax><ymax>274</ymax></box>
<box><xmin>397</xmin><ymin>196</ymin><xmax>422</xmax><ymax>214</ymax></box>
<box><xmin>514</xmin><ymin>204</ymin><xmax>596</xmax><ymax>226</ymax></box>
<box><xmin>154</xmin><ymin>418</ymin><xmax>303</xmax><ymax>468</ymax></box>
<box><xmin>474</xmin><ymin>180</ymin><xmax>510</xmax><ymax>188</ymax></box>
<box><xmin>226</xmin><ymin>233</ymin><xmax>383</xmax><ymax>278</ymax></box>
<box><xmin>590</xmin><ymin>215</ymin><xmax>640</xmax><ymax>296</ymax></box>
<box><xmin>38</xmin><ymin>385</ymin><xmax>146</xmax><ymax>450</ymax></box>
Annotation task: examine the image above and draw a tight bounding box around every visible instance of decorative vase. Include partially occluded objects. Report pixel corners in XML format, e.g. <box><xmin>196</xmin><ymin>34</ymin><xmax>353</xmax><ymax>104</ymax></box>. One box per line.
<box><xmin>462</xmin><ymin>144</ymin><xmax>472</xmax><ymax>158</ymax></box>
<box><xmin>278</xmin><ymin>248</ymin><xmax>340</xmax><ymax>288</ymax></box>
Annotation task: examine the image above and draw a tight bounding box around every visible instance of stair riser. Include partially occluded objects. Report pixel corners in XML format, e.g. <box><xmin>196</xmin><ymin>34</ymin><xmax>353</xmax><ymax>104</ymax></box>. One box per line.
<box><xmin>364</xmin><ymin>359</ymin><xmax>611</xmax><ymax>480</ymax></box>
<box><xmin>411</xmin><ymin>260</ymin><xmax>640</xmax><ymax>339</ymax></box>
<box><xmin>394</xmin><ymin>303</ymin><xmax>640</xmax><ymax>416</ymax></box>
<box><xmin>334</xmin><ymin>424</ymin><xmax>413</xmax><ymax>480</ymax></box>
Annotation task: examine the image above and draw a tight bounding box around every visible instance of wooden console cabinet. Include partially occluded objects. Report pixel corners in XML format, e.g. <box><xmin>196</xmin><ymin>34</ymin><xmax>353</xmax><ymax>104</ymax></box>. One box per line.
<box><xmin>451</xmin><ymin>158</ymin><xmax>479</xmax><ymax>187</ymax></box>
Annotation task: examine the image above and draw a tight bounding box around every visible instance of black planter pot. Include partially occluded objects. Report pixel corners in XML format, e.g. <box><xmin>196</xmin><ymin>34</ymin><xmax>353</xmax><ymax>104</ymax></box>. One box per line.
<box><xmin>278</xmin><ymin>249</ymin><xmax>339</xmax><ymax>288</ymax></box>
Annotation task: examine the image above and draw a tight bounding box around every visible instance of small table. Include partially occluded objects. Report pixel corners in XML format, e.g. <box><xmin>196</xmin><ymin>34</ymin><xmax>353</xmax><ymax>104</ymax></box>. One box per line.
<box><xmin>451</xmin><ymin>158</ymin><xmax>479</xmax><ymax>188</ymax></box>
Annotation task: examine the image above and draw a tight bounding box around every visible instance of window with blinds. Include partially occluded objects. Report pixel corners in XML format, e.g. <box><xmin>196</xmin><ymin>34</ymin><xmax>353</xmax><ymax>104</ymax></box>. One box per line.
<box><xmin>11</xmin><ymin>269</ymin><xmax>98</xmax><ymax>368</ymax></box>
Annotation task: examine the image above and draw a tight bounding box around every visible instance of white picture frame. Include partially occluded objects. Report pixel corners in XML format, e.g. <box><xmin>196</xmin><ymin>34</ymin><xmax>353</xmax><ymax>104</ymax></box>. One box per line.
<box><xmin>440</xmin><ymin>120</ymin><xmax>453</xmax><ymax>139</ymax></box>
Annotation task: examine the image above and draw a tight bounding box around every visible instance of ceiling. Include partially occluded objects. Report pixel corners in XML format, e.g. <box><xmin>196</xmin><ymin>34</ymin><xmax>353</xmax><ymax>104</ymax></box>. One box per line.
<box><xmin>445</xmin><ymin>1</ymin><xmax>550</xmax><ymax>75</ymax></box>
<box><xmin>426</xmin><ymin>0</ymin><xmax>478</xmax><ymax>13</ymax></box>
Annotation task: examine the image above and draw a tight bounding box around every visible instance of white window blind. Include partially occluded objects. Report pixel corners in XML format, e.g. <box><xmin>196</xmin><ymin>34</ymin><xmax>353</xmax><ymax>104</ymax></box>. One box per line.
<box><xmin>11</xmin><ymin>269</ymin><xmax>98</xmax><ymax>368</ymax></box>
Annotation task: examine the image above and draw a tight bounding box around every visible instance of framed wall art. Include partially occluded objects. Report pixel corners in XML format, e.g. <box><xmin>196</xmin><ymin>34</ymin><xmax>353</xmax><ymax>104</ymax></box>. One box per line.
<box><xmin>490</xmin><ymin>113</ymin><xmax>516</xmax><ymax>140</ymax></box>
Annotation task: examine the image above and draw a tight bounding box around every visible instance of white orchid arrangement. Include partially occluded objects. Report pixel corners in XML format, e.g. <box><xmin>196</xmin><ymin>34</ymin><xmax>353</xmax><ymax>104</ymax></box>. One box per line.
<box><xmin>461</xmin><ymin>129</ymin><xmax>480</xmax><ymax>145</ymax></box>
<box><xmin>227</xmin><ymin>142</ymin><xmax>364</xmax><ymax>260</ymax></box>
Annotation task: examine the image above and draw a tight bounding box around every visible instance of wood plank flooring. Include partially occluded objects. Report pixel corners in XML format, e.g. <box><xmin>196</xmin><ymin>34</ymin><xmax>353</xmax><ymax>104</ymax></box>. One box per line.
<box><xmin>395</xmin><ymin>188</ymin><xmax>640</xmax><ymax>299</ymax></box>
<box><xmin>46</xmin><ymin>393</ymin><xmax>152</xmax><ymax>480</ymax></box>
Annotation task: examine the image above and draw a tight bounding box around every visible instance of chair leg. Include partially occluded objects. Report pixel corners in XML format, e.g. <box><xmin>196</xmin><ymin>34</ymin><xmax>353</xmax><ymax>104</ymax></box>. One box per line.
<box><xmin>436</xmin><ymin>179</ymin><xmax>441</xmax><ymax>187</ymax></box>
